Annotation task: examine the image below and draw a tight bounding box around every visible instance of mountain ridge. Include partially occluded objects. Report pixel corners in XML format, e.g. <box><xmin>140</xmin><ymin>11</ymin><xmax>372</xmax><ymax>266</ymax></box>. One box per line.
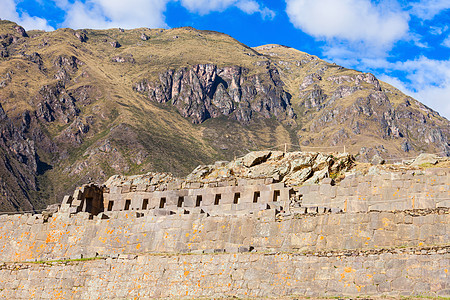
<box><xmin>0</xmin><ymin>20</ymin><xmax>448</xmax><ymax>211</ymax></box>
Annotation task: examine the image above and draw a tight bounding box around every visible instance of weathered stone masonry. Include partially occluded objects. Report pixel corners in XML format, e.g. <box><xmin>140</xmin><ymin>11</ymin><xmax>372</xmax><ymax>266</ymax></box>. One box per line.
<box><xmin>60</xmin><ymin>167</ymin><xmax>449</xmax><ymax>216</ymax></box>
<box><xmin>0</xmin><ymin>157</ymin><xmax>448</xmax><ymax>298</ymax></box>
<box><xmin>0</xmin><ymin>250</ymin><xmax>448</xmax><ymax>299</ymax></box>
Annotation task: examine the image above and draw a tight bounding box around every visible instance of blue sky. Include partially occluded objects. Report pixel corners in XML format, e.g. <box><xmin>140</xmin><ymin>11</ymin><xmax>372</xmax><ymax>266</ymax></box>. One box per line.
<box><xmin>2</xmin><ymin>0</ymin><xmax>450</xmax><ymax>119</ymax></box>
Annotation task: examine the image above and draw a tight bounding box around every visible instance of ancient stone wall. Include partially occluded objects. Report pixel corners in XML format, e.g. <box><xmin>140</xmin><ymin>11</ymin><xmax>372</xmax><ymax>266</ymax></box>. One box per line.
<box><xmin>60</xmin><ymin>167</ymin><xmax>449</xmax><ymax>217</ymax></box>
<box><xmin>102</xmin><ymin>181</ymin><xmax>291</xmax><ymax>216</ymax></box>
<box><xmin>0</xmin><ymin>166</ymin><xmax>449</xmax><ymax>298</ymax></box>
<box><xmin>0</xmin><ymin>250</ymin><xmax>448</xmax><ymax>299</ymax></box>
<box><xmin>0</xmin><ymin>208</ymin><xmax>447</xmax><ymax>262</ymax></box>
<box><xmin>301</xmin><ymin>167</ymin><xmax>449</xmax><ymax>212</ymax></box>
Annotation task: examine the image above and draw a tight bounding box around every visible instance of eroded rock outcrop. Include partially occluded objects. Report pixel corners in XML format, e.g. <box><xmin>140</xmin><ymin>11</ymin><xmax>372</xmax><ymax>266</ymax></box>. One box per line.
<box><xmin>134</xmin><ymin>64</ymin><xmax>296</xmax><ymax>123</ymax></box>
<box><xmin>35</xmin><ymin>81</ymin><xmax>79</xmax><ymax>123</ymax></box>
<box><xmin>53</xmin><ymin>55</ymin><xmax>83</xmax><ymax>81</ymax></box>
<box><xmin>0</xmin><ymin>103</ymin><xmax>38</xmax><ymax>211</ymax></box>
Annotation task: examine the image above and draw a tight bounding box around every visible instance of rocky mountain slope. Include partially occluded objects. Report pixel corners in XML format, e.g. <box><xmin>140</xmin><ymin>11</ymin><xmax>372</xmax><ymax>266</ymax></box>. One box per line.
<box><xmin>0</xmin><ymin>20</ymin><xmax>449</xmax><ymax>211</ymax></box>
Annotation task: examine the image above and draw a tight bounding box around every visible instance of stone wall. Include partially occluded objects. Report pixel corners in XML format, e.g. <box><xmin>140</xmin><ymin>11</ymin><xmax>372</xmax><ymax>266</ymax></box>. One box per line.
<box><xmin>102</xmin><ymin>181</ymin><xmax>291</xmax><ymax>215</ymax></box>
<box><xmin>301</xmin><ymin>167</ymin><xmax>449</xmax><ymax>212</ymax></box>
<box><xmin>59</xmin><ymin>167</ymin><xmax>449</xmax><ymax>217</ymax></box>
<box><xmin>0</xmin><ymin>208</ymin><xmax>447</xmax><ymax>262</ymax></box>
<box><xmin>0</xmin><ymin>166</ymin><xmax>449</xmax><ymax>298</ymax></box>
<box><xmin>1</xmin><ymin>250</ymin><xmax>448</xmax><ymax>299</ymax></box>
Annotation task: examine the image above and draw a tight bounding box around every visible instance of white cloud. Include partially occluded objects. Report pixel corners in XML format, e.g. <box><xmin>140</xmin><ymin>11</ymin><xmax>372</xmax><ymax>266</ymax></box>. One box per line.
<box><xmin>429</xmin><ymin>25</ymin><xmax>448</xmax><ymax>35</ymax></box>
<box><xmin>180</xmin><ymin>0</ymin><xmax>236</xmax><ymax>14</ymax></box>
<box><xmin>410</xmin><ymin>0</ymin><xmax>450</xmax><ymax>20</ymax></box>
<box><xmin>236</xmin><ymin>0</ymin><xmax>259</xmax><ymax>13</ymax></box>
<box><xmin>0</xmin><ymin>0</ymin><xmax>54</xmax><ymax>31</ymax></box>
<box><xmin>409</xmin><ymin>32</ymin><xmax>430</xmax><ymax>48</ymax></box>
<box><xmin>181</xmin><ymin>0</ymin><xmax>275</xmax><ymax>19</ymax></box>
<box><xmin>236</xmin><ymin>0</ymin><xmax>275</xmax><ymax>19</ymax></box>
<box><xmin>56</xmin><ymin>0</ymin><xmax>274</xmax><ymax>30</ymax></box>
<box><xmin>376</xmin><ymin>57</ymin><xmax>450</xmax><ymax>120</ymax></box>
<box><xmin>1</xmin><ymin>0</ymin><xmax>274</xmax><ymax>31</ymax></box>
<box><xmin>413</xmin><ymin>84</ymin><xmax>450</xmax><ymax>120</ymax></box>
<box><xmin>285</xmin><ymin>0</ymin><xmax>409</xmax><ymax>52</ymax></box>
<box><xmin>442</xmin><ymin>36</ymin><xmax>450</xmax><ymax>48</ymax></box>
<box><xmin>61</xmin><ymin>0</ymin><xmax>170</xmax><ymax>29</ymax></box>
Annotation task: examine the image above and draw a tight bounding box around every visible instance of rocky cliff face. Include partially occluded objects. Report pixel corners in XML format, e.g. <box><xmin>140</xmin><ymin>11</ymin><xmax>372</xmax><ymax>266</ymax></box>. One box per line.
<box><xmin>299</xmin><ymin>72</ymin><xmax>450</xmax><ymax>157</ymax></box>
<box><xmin>0</xmin><ymin>20</ymin><xmax>448</xmax><ymax>211</ymax></box>
<box><xmin>255</xmin><ymin>45</ymin><xmax>449</xmax><ymax>160</ymax></box>
<box><xmin>0</xmin><ymin>103</ymin><xmax>38</xmax><ymax>211</ymax></box>
<box><xmin>134</xmin><ymin>64</ymin><xmax>295</xmax><ymax>124</ymax></box>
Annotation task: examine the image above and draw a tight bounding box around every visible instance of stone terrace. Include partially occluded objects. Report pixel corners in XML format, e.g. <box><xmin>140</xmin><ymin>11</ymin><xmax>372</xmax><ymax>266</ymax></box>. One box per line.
<box><xmin>0</xmin><ymin>151</ymin><xmax>448</xmax><ymax>298</ymax></box>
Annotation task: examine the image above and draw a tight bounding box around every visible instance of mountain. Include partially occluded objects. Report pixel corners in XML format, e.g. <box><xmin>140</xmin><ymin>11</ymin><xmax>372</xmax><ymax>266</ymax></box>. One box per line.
<box><xmin>0</xmin><ymin>20</ymin><xmax>449</xmax><ymax>211</ymax></box>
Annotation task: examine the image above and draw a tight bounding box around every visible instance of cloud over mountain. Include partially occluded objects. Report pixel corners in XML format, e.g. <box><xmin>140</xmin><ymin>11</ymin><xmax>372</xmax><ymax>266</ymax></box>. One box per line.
<box><xmin>285</xmin><ymin>0</ymin><xmax>409</xmax><ymax>51</ymax></box>
<box><xmin>1</xmin><ymin>0</ymin><xmax>54</xmax><ymax>31</ymax></box>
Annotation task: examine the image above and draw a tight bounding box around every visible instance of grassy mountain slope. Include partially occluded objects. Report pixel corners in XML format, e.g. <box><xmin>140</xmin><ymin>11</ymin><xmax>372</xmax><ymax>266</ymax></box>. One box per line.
<box><xmin>255</xmin><ymin>45</ymin><xmax>449</xmax><ymax>158</ymax></box>
<box><xmin>0</xmin><ymin>20</ymin><xmax>448</xmax><ymax>211</ymax></box>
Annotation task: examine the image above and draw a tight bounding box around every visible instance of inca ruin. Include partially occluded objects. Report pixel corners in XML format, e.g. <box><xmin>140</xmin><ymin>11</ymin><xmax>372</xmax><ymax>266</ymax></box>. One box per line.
<box><xmin>0</xmin><ymin>151</ymin><xmax>448</xmax><ymax>298</ymax></box>
<box><xmin>0</xmin><ymin>15</ymin><xmax>449</xmax><ymax>299</ymax></box>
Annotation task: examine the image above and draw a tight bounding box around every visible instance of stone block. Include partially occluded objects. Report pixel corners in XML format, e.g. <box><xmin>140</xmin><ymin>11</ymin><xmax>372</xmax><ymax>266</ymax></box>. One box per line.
<box><xmin>73</xmin><ymin>189</ymin><xmax>83</xmax><ymax>200</ymax></box>
<box><xmin>391</xmin><ymin>276</ymin><xmax>414</xmax><ymax>291</ymax></box>
<box><xmin>68</xmin><ymin>207</ymin><xmax>78</xmax><ymax>214</ymax></box>
<box><xmin>189</xmin><ymin>182</ymin><xmax>202</xmax><ymax>189</ymax></box>
<box><xmin>436</xmin><ymin>199</ymin><xmax>450</xmax><ymax>208</ymax></box>
<box><xmin>121</xmin><ymin>184</ymin><xmax>131</xmax><ymax>193</ymax></box>
<box><xmin>234</xmin><ymin>203</ymin><xmax>252</xmax><ymax>211</ymax></box>
<box><xmin>372</xmin><ymin>230</ymin><xmax>397</xmax><ymax>248</ymax></box>
<box><xmin>330</xmin><ymin>207</ymin><xmax>343</xmax><ymax>214</ymax></box>
<box><xmin>391</xmin><ymin>180</ymin><xmax>404</xmax><ymax>188</ymax></box>
<box><xmin>227</xmin><ymin>180</ymin><xmax>237</xmax><ymax>186</ymax></box>
<box><xmin>238</xmin><ymin>246</ymin><xmax>249</xmax><ymax>253</ymax></box>
<box><xmin>256</xmin><ymin>209</ymin><xmax>275</xmax><ymax>222</ymax></box>
<box><xmin>292</xmin><ymin>207</ymin><xmax>307</xmax><ymax>214</ymax></box>
<box><xmin>136</xmin><ymin>184</ymin><xmax>147</xmax><ymax>192</ymax></box>
<box><xmin>252</xmin><ymin>203</ymin><xmax>269</xmax><ymax>211</ymax></box>
<box><xmin>259</xmin><ymin>190</ymin><xmax>272</xmax><ymax>204</ymax></box>
<box><xmin>340</xmin><ymin>177</ymin><xmax>352</xmax><ymax>188</ymax></box>
<box><xmin>191</xmin><ymin>207</ymin><xmax>205</xmax><ymax>214</ymax></box>
<box><xmin>237</xmin><ymin>179</ymin><xmax>248</xmax><ymax>186</ymax></box>
<box><xmin>345</xmin><ymin>196</ymin><xmax>368</xmax><ymax>212</ymax></box>
<box><xmin>264</xmin><ymin>178</ymin><xmax>274</xmax><ymax>185</ymax></box>
<box><xmin>301</xmin><ymin>192</ymin><xmax>320</xmax><ymax>206</ymax></box>
<box><xmin>249</xmin><ymin>179</ymin><xmax>265</xmax><ymax>185</ymax></box>
<box><xmin>415</xmin><ymin>196</ymin><xmax>436</xmax><ymax>209</ymax></box>
<box><xmin>402</xmin><ymin>179</ymin><xmax>413</xmax><ymax>189</ymax></box>
<box><xmin>167</xmin><ymin>181</ymin><xmax>180</xmax><ymax>190</ymax></box>
<box><xmin>377</xmin><ymin>280</ymin><xmax>392</xmax><ymax>293</ymax></box>
<box><xmin>357</xmin><ymin>181</ymin><xmax>370</xmax><ymax>195</ymax></box>
<box><xmin>146</xmin><ymin>185</ymin><xmax>156</xmax><ymax>192</ymax></box>
<box><xmin>336</xmin><ymin>187</ymin><xmax>347</xmax><ymax>197</ymax></box>
<box><xmin>268</xmin><ymin>202</ymin><xmax>283</xmax><ymax>210</ymax></box>
<box><xmin>152</xmin><ymin>209</ymin><xmax>172</xmax><ymax>216</ymax></box>
<box><xmin>321</xmin><ymin>177</ymin><xmax>333</xmax><ymax>185</ymax></box>
<box><xmin>319</xmin><ymin>184</ymin><xmax>336</xmax><ymax>198</ymax></box>
<box><xmin>309</xmin><ymin>185</ymin><xmax>319</xmax><ymax>192</ymax></box>
<box><xmin>297</xmin><ymin>185</ymin><xmax>310</xmax><ymax>195</ymax></box>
